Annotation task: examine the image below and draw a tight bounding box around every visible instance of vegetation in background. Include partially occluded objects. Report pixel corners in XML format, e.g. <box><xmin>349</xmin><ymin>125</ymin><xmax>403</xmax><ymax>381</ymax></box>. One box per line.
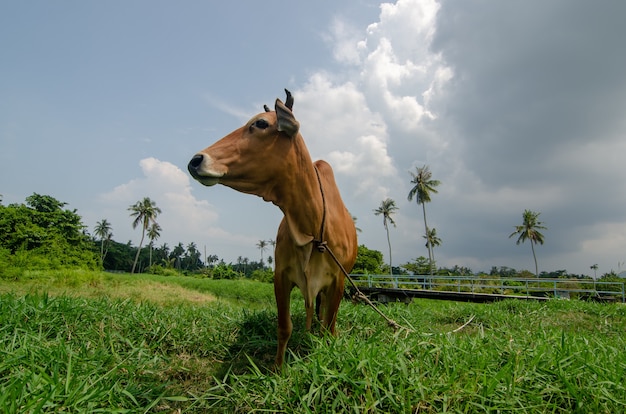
<box><xmin>352</xmin><ymin>245</ymin><xmax>385</xmax><ymax>275</ymax></box>
<box><xmin>0</xmin><ymin>194</ymin><xmax>98</xmax><ymax>274</ymax></box>
<box><xmin>373</xmin><ymin>198</ymin><xmax>398</xmax><ymax>277</ymax></box>
<box><xmin>128</xmin><ymin>197</ymin><xmax>162</xmax><ymax>274</ymax></box>
<box><xmin>408</xmin><ymin>165</ymin><xmax>441</xmax><ymax>275</ymax></box>
<box><xmin>93</xmin><ymin>218</ymin><xmax>113</xmax><ymax>264</ymax></box>
<box><xmin>510</xmin><ymin>209</ymin><xmax>548</xmax><ymax>277</ymax></box>
<box><xmin>0</xmin><ymin>193</ymin><xmax>616</xmax><ymax>288</ymax></box>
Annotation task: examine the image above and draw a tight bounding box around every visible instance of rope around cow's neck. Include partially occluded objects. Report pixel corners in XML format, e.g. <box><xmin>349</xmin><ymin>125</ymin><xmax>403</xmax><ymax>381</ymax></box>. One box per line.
<box><xmin>313</xmin><ymin>166</ymin><xmax>406</xmax><ymax>332</ymax></box>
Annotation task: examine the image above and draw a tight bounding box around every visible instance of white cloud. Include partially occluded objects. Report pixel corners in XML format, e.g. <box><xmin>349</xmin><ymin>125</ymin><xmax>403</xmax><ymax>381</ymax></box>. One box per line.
<box><xmin>328</xmin><ymin>18</ymin><xmax>365</xmax><ymax>65</ymax></box>
<box><xmin>96</xmin><ymin>158</ymin><xmax>256</xmax><ymax>254</ymax></box>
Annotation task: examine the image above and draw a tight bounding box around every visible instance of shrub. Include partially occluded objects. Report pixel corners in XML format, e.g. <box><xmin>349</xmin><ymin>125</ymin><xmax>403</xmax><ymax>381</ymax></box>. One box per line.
<box><xmin>250</xmin><ymin>268</ymin><xmax>274</xmax><ymax>283</ymax></box>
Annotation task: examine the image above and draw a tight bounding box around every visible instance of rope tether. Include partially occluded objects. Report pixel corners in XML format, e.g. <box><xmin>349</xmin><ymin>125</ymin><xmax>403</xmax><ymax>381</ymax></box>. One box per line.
<box><xmin>313</xmin><ymin>166</ymin><xmax>406</xmax><ymax>331</ymax></box>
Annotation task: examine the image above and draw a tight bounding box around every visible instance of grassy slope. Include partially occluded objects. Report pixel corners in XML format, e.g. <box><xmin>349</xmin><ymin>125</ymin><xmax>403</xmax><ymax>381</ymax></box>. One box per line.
<box><xmin>1</xmin><ymin>270</ymin><xmax>625</xmax><ymax>413</ymax></box>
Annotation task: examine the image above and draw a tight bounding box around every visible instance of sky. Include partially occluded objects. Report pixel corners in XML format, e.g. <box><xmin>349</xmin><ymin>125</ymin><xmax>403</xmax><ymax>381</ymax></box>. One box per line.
<box><xmin>2</xmin><ymin>0</ymin><xmax>626</xmax><ymax>277</ymax></box>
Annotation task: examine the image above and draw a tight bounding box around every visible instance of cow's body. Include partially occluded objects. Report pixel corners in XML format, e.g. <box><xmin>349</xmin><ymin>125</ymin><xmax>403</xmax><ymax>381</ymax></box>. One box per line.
<box><xmin>188</xmin><ymin>91</ymin><xmax>357</xmax><ymax>367</ymax></box>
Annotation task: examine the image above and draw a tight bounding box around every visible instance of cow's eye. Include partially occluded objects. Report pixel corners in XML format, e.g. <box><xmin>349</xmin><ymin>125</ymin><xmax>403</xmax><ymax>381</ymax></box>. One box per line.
<box><xmin>254</xmin><ymin>119</ymin><xmax>269</xmax><ymax>129</ymax></box>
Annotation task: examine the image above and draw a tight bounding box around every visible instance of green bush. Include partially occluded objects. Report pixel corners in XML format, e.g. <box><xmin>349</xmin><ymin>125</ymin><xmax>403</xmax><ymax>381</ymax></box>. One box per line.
<box><xmin>250</xmin><ymin>268</ymin><xmax>274</xmax><ymax>283</ymax></box>
<box><xmin>147</xmin><ymin>264</ymin><xmax>180</xmax><ymax>277</ymax></box>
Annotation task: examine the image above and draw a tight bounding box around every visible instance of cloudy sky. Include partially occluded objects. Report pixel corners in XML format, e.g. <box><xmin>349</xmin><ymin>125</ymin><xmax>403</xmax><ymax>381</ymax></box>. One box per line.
<box><xmin>2</xmin><ymin>0</ymin><xmax>625</xmax><ymax>276</ymax></box>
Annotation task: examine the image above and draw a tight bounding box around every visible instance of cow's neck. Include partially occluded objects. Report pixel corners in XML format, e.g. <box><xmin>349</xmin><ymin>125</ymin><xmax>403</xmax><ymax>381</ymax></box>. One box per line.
<box><xmin>267</xmin><ymin>138</ymin><xmax>324</xmax><ymax>247</ymax></box>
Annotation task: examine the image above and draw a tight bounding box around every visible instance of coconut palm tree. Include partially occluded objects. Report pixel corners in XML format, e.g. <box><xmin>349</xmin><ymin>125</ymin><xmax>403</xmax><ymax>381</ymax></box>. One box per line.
<box><xmin>408</xmin><ymin>165</ymin><xmax>441</xmax><ymax>276</ymax></box>
<box><xmin>128</xmin><ymin>197</ymin><xmax>162</xmax><ymax>274</ymax></box>
<box><xmin>374</xmin><ymin>198</ymin><xmax>398</xmax><ymax>276</ymax></box>
<box><xmin>147</xmin><ymin>222</ymin><xmax>161</xmax><ymax>268</ymax></box>
<box><xmin>509</xmin><ymin>209</ymin><xmax>547</xmax><ymax>277</ymax></box>
<box><xmin>423</xmin><ymin>227</ymin><xmax>441</xmax><ymax>273</ymax></box>
<box><xmin>94</xmin><ymin>219</ymin><xmax>113</xmax><ymax>264</ymax></box>
<box><xmin>257</xmin><ymin>240</ymin><xmax>268</xmax><ymax>265</ymax></box>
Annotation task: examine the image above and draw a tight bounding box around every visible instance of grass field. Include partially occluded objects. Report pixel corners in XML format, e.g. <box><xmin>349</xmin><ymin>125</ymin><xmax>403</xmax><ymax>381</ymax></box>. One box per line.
<box><xmin>1</xmin><ymin>270</ymin><xmax>625</xmax><ymax>413</ymax></box>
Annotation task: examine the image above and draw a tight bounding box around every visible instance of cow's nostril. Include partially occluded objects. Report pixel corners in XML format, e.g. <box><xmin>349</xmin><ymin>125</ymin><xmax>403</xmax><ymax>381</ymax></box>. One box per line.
<box><xmin>188</xmin><ymin>154</ymin><xmax>203</xmax><ymax>170</ymax></box>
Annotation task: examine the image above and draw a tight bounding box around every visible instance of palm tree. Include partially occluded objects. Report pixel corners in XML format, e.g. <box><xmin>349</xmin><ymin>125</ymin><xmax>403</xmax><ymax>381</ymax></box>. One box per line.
<box><xmin>267</xmin><ymin>239</ymin><xmax>276</xmax><ymax>269</ymax></box>
<box><xmin>186</xmin><ymin>242</ymin><xmax>201</xmax><ymax>270</ymax></box>
<box><xmin>94</xmin><ymin>219</ymin><xmax>113</xmax><ymax>264</ymax></box>
<box><xmin>257</xmin><ymin>240</ymin><xmax>268</xmax><ymax>265</ymax></box>
<box><xmin>407</xmin><ymin>165</ymin><xmax>441</xmax><ymax>276</ymax></box>
<box><xmin>374</xmin><ymin>198</ymin><xmax>398</xmax><ymax>277</ymax></box>
<box><xmin>509</xmin><ymin>209</ymin><xmax>547</xmax><ymax>277</ymax></box>
<box><xmin>147</xmin><ymin>222</ymin><xmax>161</xmax><ymax>268</ymax></box>
<box><xmin>157</xmin><ymin>243</ymin><xmax>170</xmax><ymax>267</ymax></box>
<box><xmin>206</xmin><ymin>254</ymin><xmax>219</xmax><ymax>267</ymax></box>
<box><xmin>423</xmin><ymin>227</ymin><xmax>441</xmax><ymax>273</ymax></box>
<box><xmin>590</xmin><ymin>264</ymin><xmax>598</xmax><ymax>280</ymax></box>
<box><xmin>171</xmin><ymin>243</ymin><xmax>184</xmax><ymax>270</ymax></box>
<box><xmin>128</xmin><ymin>197</ymin><xmax>162</xmax><ymax>274</ymax></box>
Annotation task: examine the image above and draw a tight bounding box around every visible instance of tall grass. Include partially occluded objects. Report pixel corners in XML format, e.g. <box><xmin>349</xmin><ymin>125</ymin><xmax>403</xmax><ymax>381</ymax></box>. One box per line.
<box><xmin>1</xmin><ymin>271</ymin><xmax>625</xmax><ymax>412</ymax></box>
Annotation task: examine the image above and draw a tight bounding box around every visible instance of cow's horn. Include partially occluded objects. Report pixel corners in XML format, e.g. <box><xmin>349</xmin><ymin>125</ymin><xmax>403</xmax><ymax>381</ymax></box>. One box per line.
<box><xmin>284</xmin><ymin>89</ymin><xmax>294</xmax><ymax>110</ymax></box>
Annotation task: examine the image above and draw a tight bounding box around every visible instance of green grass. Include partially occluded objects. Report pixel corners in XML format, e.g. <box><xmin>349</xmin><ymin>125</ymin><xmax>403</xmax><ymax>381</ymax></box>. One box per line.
<box><xmin>1</xmin><ymin>270</ymin><xmax>625</xmax><ymax>413</ymax></box>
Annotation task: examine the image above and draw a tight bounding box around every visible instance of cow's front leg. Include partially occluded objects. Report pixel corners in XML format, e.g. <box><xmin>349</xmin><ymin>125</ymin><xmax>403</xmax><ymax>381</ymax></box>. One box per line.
<box><xmin>305</xmin><ymin>296</ymin><xmax>315</xmax><ymax>331</ymax></box>
<box><xmin>323</xmin><ymin>274</ymin><xmax>345</xmax><ymax>335</ymax></box>
<box><xmin>274</xmin><ymin>275</ymin><xmax>293</xmax><ymax>368</ymax></box>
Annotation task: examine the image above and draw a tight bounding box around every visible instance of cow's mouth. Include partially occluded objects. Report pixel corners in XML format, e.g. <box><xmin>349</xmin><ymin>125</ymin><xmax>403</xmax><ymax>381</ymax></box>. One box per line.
<box><xmin>188</xmin><ymin>154</ymin><xmax>223</xmax><ymax>186</ymax></box>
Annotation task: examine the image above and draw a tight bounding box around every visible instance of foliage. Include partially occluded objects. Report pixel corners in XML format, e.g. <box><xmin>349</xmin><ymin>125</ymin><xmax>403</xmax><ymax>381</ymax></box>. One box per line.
<box><xmin>93</xmin><ymin>218</ymin><xmax>113</xmax><ymax>264</ymax></box>
<box><xmin>211</xmin><ymin>263</ymin><xmax>244</xmax><ymax>280</ymax></box>
<box><xmin>510</xmin><ymin>209</ymin><xmax>547</xmax><ymax>277</ymax></box>
<box><xmin>352</xmin><ymin>245</ymin><xmax>384</xmax><ymax>274</ymax></box>
<box><xmin>128</xmin><ymin>197</ymin><xmax>162</xmax><ymax>274</ymax></box>
<box><xmin>0</xmin><ymin>194</ymin><xmax>98</xmax><ymax>273</ymax></box>
<box><xmin>250</xmin><ymin>268</ymin><xmax>274</xmax><ymax>283</ymax></box>
<box><xmin>373</xmin><ymin>198</ymin><xmax>398</xmax><ymax>275</ymax></box>
<box><xmin>408</xmin><ymin>165</ymin><xmax>441</xmax><ymax>274</ymax></box>
<box><xmin>402</xmin><ymin>256</ymin><xmax>431</xmax><ymax>275</ymax></box>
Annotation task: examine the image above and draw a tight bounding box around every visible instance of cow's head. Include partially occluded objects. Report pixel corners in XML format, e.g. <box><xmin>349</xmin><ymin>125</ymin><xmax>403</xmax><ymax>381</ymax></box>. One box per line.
<box><xmin>188</xmin><ymin>90</ymin><xmax>301</xmax><ymax>198</ymax></box>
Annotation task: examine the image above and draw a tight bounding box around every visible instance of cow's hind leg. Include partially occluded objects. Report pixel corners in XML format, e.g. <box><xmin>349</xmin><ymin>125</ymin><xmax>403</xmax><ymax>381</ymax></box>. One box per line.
<box><xmin>274</xmin><ymin>276</ymin><xmax>294</xmax><ymax>368</ymax></box>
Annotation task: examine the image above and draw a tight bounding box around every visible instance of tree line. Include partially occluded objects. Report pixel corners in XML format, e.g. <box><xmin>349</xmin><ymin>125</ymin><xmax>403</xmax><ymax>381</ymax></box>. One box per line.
<box><xmin>0</xmin><ymin>192</ymin><xmax>614</xmax><ymax>281</ymax></box>
<box><xmin>0</xmin><ymin>193</ymin><xmax>269</xmax><ymax>280</ymax></box>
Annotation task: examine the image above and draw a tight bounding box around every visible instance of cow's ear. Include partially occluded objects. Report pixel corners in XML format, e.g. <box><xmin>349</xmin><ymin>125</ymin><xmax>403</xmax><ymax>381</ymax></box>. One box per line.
<box><xmin>275</xmin><ymin>98</ymin><xmax>299</xmax><ymax>138</ymax></box>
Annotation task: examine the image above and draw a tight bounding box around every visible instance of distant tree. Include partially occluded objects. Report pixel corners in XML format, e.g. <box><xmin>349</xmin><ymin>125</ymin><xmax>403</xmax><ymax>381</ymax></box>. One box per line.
<box><xmin>147</xmin><ymin>222</ymin><xmax>161</xmax><ymax>268</ymax></box>
<box><xmin>402</xmin><ymin>256</ymin><xmax>431</xmax><ymax>275</ymax></box>
<box><xmin>128</xmin><ymin>197</ymin><xmax>161</xmax><ymax>274</ymax></box>
<box><xmin>423</xmin><ymin>227</ymin><xmax>441</xmax><ymax>272</ymax></box>
<box><xmin>185</xmin><ymin>242</ymin><xmax>202</xmax><ymax>270</ymax></box>
<box><xmin>408</xmin><ymin>165</ymin><xmax>441</xmax><ymax>277</ymax></box>
<box><xmin>155</xmin><ymin>243</ymin><xmax>170</xmax><ymax>267</ymax></box>
<box><xmin>256</xmin><ymin>240</ymin><xmax>268</xmax><ymax>265</ymax></box>
<box><xmin>374</xmin><ymin>198</ymin><xmax>398</xmax><ymax>276</ymax></box>
<box><xmin>509</xmin><ymin>209</ymin><xmax>547</xmax><ymax>277</ymax></box>
<box><xmin>170</xmin><ymin>243</ymin><xmax>185</xmax><ymax>270</ymax></box>
<box><xmin>26</xmin><ymin>193</ymin><xmax>67</xmax><ymax>213</ymax></box>
<box><xmin>94</xmin><ymin>219</ymin><xmax>113</xmax><ymax>264</ymax></box>
<box><xmin>439</xmin><ymin>265</ymin><xmax>473</xmax><ymax>276</ymax></box>
<box><xmin>590</xmin><ymin>264</ymin><xmax>598</xmax><ymax>279</ymax></box>
<box><xmin>352</xmin><ymin>215</ymin><xmax>362</xmax><ymax>233</ymax></box>
<box><xmin>352</xmin><ymin>245</ymin><xmax>384</xmax><ymax>274</ymax></box>
<box><xmin>206</xmin><ymin>254</ymin><xmax>219</xmax><ymax>267</ymax></box>
<box><xmin>0</xmin><ymin>194</ymin><xmax>97</xmax><ymax>269</ymax></box>
<box><xmin>490</xmin><ymin>266</ymin><xmax>518</xmax><ymax>278</ymax></box>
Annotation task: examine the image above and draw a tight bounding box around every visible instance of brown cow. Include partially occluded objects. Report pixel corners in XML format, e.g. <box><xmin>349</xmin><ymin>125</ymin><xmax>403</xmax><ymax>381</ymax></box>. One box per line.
<box><xmin>188</xmin><ymin>90</ymin><xmax>358</xmax><ymax>367</ymax></box>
